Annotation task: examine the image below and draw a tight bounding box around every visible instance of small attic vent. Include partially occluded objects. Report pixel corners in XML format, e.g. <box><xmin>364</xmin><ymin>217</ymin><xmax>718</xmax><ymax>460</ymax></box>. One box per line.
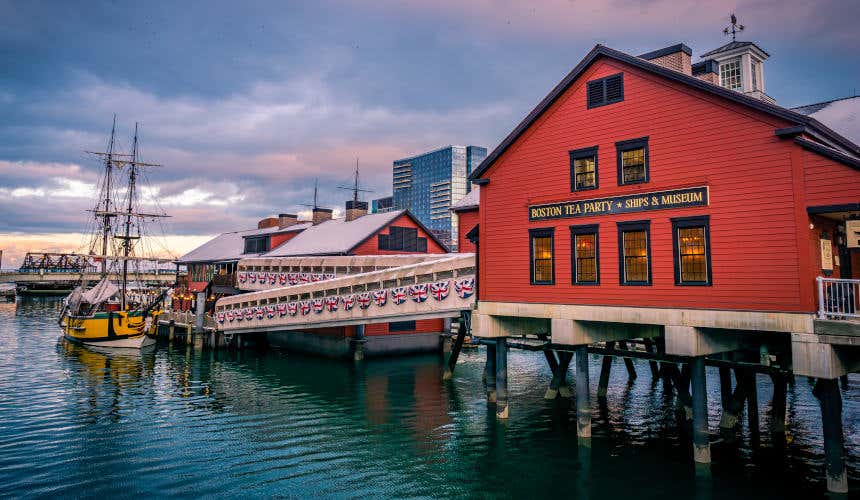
<box><xmin>587</xmin><ymin>73</ymin><xmax>624</xmax><ymax>109</ymax></box>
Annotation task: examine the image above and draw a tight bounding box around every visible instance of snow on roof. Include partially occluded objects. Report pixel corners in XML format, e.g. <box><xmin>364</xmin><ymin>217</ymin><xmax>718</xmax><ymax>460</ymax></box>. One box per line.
<box><xmin>793</xmin><ymin>96</ymin><xmax>860</xmax><ymax>146</ymax></box>
<box><xmin>264</xmin><ymin>210</ymin><xmax>406</xmax><ymax>257</ymax></box>
<box><xmin>177</xmin><ymin>223</ymin><xmax>311</xmax><ymax>263</ymax></box>
<box><xmin>451</xmin><ymin>186</ymin><xmax>479</xmax><ymax>211</ymax></box>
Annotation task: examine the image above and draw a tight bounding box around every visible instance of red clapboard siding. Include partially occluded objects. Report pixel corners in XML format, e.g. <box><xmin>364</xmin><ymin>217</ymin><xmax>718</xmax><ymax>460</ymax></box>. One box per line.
<box><xmin>351</xmin><ymin>213</ymin><xmax>448</xmax><ymax>255</ymax></box>
<box><xmin>477</xmin><ymin>56</ymin><xmax>860</xmax><ymax>314</ymax></box>
<box><xmin>456</xmin><ymin>208</ymin><xmax>479</xmax><ymax>253</ymax></box>
<box><xmin>365</xmin><ymin>319</ymin><xmax>444</xmax><ymax>336</ymax></box>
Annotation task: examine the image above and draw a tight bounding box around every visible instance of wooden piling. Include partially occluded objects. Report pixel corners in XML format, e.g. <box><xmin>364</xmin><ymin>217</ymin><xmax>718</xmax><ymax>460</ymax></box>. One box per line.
<box><xmin>769</xmin><ymin>373</ymin><xmax>787</xmax><ymax>435</ymax></box>
<box><xmin>617</xmin><ymin>341</ymin><xmax>637</xmax><ymax>381</ymax></box>
<box><xmin>443</xmin><ymin>314</ymin><xmax>469</xmax><ymax>381</ymax></box>
<box><xmin>168</xmin><ymin>321</ymin><xmax>175</xmax><ymax>342</ymax></box>
<box><xmin>597</xmin><ymin>341</ymin><xmax>614</xmax><ymax>399</ymax></box>
<box><xmin>642</xmin><ymin>337</ymin><xmax>659</xmax><ymax>378</ymax></box>
<box><xmin>485</xmin><ymin>342</ymin><xmax>496</xmax><ymax>403</ymax></box>
<box><xmin>719</xmin><ymin>367</ymin><xmax>733</xmax><ymax>410</ymax></box>
<box><xmin>495</xmin><ymin>338</ymin><xmax>509</xmax><ymax>419</ymax></box>
<box><xmin>747</xmin><ymin>371</ymin><xmax>760</xmax><ymax>444</ymax></box>
<box><xmin>691</xmin><ymin>357</ymin><xmax>710</xmax><ymax>464</ymax></box>
<box><xmin>814</xmin><ymin>378</ymin><xmax>848</xmax><ymax>494</ymax></box>
<box><xmin>543</xmin><ymin>350</ymin><xmax>560</xmax><ymax>399</ymax></box>
<box><xmin>575</xmin><ymin>345</ymin><xmax>591</xmax><ymax>438</ymax></box>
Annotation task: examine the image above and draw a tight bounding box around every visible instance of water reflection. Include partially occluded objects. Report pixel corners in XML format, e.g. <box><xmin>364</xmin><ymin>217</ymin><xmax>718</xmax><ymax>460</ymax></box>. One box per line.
<box><xmin>0</xmin><ymin>297</ymin><xmax>856</xmax><ymax>498</ymax></box>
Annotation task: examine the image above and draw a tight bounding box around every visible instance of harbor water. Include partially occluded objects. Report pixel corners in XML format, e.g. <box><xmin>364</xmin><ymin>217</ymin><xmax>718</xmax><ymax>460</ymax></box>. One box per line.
<box><xmin>0</xmin><ymin>297</ymin><xmax>857</xmax><ymax>498</ymax></box>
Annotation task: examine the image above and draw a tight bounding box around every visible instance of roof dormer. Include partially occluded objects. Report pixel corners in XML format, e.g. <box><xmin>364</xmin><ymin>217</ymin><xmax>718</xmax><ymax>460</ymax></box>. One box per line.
<box><xmin>700</xmin><ymin>41</ymin><xmax>773</xmax><ymax>103</ymax></box>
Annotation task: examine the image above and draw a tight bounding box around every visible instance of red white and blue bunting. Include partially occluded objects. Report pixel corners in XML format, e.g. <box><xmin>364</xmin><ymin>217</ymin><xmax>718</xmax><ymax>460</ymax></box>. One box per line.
<box><xmin>221</xmin><ymin>278</ymin><xmax>471</xmax><ymax>326</ymax></box>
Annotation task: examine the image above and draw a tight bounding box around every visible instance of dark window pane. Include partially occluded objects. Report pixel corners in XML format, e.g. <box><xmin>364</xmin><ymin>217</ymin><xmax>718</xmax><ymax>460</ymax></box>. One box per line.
<box><xmin>389</xmin><ymin>320</ymin><xmax>416</xmax><ymax>332</ymax></box>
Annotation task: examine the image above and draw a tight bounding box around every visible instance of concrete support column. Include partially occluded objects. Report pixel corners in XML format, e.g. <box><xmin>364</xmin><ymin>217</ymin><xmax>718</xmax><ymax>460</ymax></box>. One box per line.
<box><xmin>575</xmin><ymin>345</ymin><xmax>591</xmax><ymax>438</ymax></box>
<box><xmin>691</xmin><ymin>358</ymin><xmax>711</xmax><ymax>464</ymax></box>
<box><xmin>495</xmin><ymin>338</ymin><xmax>509</xmax><ymax>419</ymax></box>
<box><xmin>485</xmin><ymin>342</ymin><xmax>496</xmax><ymax>403</ymax></box>
<box><xmin>814</xmin><ymin>378</ymin><xmax>848</xmax><ymax>494</ymax></box>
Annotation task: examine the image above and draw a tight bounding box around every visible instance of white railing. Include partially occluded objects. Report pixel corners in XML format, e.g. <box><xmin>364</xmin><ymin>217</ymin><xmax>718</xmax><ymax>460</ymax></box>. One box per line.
<box><xmin>817</xmin><ymin>276</ymin><xmax>859</xmax><ymax>320</ymax></box>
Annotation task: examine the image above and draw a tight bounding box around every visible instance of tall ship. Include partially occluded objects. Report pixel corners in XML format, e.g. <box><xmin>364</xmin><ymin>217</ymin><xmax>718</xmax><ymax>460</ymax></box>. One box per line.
<box><xmin>59</xmin><ymin>118</ymin><xmax>170</xmax><ymax>348</ymax></box>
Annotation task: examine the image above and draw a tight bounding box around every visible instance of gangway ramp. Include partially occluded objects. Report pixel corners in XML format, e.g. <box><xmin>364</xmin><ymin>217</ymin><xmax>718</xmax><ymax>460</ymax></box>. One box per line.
<box><xmin>215</xmin><ymin>254</ymin><xmax>475</xmax><ymax>334</ymax></box>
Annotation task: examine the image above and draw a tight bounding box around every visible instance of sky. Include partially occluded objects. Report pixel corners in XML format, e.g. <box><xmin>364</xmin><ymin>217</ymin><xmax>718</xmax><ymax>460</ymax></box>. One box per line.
<box><xmin>1</xmin><ymin>0</ymin><xmax>858</xmax><ymax>266</ymax></box>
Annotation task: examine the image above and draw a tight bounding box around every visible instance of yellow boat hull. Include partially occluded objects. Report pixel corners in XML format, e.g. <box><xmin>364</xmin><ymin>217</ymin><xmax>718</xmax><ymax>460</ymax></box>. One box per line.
<box><xmin>61</xmin><ymin>310</ymin><xmax>160</xmax><ymax>348</ymax></box>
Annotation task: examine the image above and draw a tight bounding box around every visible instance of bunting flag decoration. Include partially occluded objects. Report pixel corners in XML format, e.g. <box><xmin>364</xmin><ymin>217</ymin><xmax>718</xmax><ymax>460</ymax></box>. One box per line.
<box><xmin>266</xmin><ymin>305</ymin><xmax>276</xmax><ymax>319</ymax></box>
<box><xmin>249</xmin><ymin>273</ymin><xmax>257</xmax><ymax>284</ymax></box>
<box><xmin>454</xmin><ymin>277</ymin><xmax>475</xmax><ymax>299</ymax></box>
<box><xmin>342</xmin><ymin>294</ymin><xmax>356</xmax><ymax>311</ymax></box>
<box><xmin>255</xmin><ymin>307</ymin><xmax>265</xmax><ymax>320</ymax></box>
<box><xmin>226</xmin><ymin>310</ymin><xmax>234</xmax><ymax>322</ymax></box>
<box><xmin>238</xmin><ymin>272</ymin><xmax>248</xmax><ymax>283</ymax></box>
<box><xmin>277</xmin><ymin>303</ymin><xmax>288</xmax><ymax>317</ymax></box>
<box><xmin>324</xmin><ymin>273</ymin><xmax>336</xmax><ymax>280</ymax></box>
<box><xmin>257</xmin><ymin>272</ymin><xmax>266</xmax><ymax>284</ymax></box>
<box><xmin>311</xmin><ymin>273</ymin><xmax>324</xmax><ymax>282</ymax></box>
<box><xmin>431</xmin><ymin>280</ymin><xmax>450</xmax><ymax>301</ymax></box>
<box><xmin>408</xmin><ymin>283</ymin><xmax>428</xmax><ymax>303</ymax></box>
<box><xmin>235</xmin><ymin>309</ymin><xmax>244</xmax><ymax>321</ymax></box>
<box><xmin>245</xmin><ymin>308</ymin><xmax>254</xmax><ymax>320</ymax></box>
<box><xmin>217</xmin><ymin>312</ymin><xmax>225</xmax><ymax>323</ymax></box>
<box><xmin>357</xmin><ymin>292</ymin><xmax>372</xmax><ymax>309</ymax></box>
<box><xmin>268</xmin><ymin>273</ymin><xmax>277</xmax><ymax>285</ymax></box>
<box><xmin>288</xmin><ymin>302</ymin><xmax>299</xmax><ymax>316</ymax></box>
<box><xmin>300</xmin><ymin>273</ymin><xmax>311</xmax><ymax>283</ymax></box>
<box><xmin>288</xmin><ymin>273</ymin><xmax>299</xmax><ymax>285</ymax></box>
<box><xmin>325</xmin><ymin>296</ymin><xmax>339</xmax><ymax>312</ymax></box>
<box><xmin>312</xmin><ymin>298</ymin><xmax>324</xmax><ymax>314</ymax></box>
<box><xmin>372</xmin><ymin>289</ymin><xmax>388</xmax><ymax>307</ymax></box>
<box><xmin>278</xmin><ymin>273</ymin><xmax>288</xmax><ymax>285</ymax></box>
<box><xmin>300</xmin><ymin>301</ymin><xmax>311</xmax><ymax>315</ymax></box>
<box><xmin>391</xmin><ymin>287</ymin><xmax>408</xmax><ymax>305</ymax></box>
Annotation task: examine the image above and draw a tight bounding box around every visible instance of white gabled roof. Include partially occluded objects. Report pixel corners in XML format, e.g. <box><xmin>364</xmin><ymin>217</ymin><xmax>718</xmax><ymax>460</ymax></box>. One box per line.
<box><xmin>177</xmin><ymin>223</ymin><xmax>311</xmax><ymax>264</ymax></box>
<box><xmin>451</xmin><ymin>186</ymin><xmax>479</xmax><ymax>211</ymax></box>
<box><xmin>793</xmin><ymin>96</ymin><xmax>860</xmax><ymax>146</ymax></box>
<box><xmin>264</xmin><ymin>210</ymin><xmax>406</xmax><ymax>257</ymax></box>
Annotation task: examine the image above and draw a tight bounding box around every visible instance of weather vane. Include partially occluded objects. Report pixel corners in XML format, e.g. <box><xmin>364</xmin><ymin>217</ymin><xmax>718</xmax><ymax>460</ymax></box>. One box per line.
<box><xmin>723</xmin><ymin>13</ymin><xmax>744</xmax><ymax>41</ymax></box>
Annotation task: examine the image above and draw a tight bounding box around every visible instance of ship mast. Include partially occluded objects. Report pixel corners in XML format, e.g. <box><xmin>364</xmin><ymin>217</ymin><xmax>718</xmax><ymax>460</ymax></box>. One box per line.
<box><xmin>118</xmin><ymin>123</ymin><xmax>140</xmax><ymax>310</ymax></box>
<box><xmin>100</xmin><ymin>115</ymin><xmax>117</xmax><ymax>278</ymax></box>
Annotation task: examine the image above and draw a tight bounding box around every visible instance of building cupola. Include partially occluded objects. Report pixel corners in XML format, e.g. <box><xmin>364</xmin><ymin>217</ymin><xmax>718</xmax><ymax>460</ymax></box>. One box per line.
<box><xmin>699</xmin><ymin>14</ymin><xmax>773</xmax><ymax>103</ymax></box>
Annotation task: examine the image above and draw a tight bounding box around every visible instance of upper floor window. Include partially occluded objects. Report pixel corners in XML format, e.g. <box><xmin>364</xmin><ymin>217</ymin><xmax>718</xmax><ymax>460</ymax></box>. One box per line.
<box><xmin>529</xmin><ymin>228</ymin><xmax>555</xmax><ymax>285</ymax></box>
<box><xmin>569</xmin><ymin>146</ymin><xmax>598</xmax><ymax>191</ymax></box>
<box><xmin>617</xmin><ymin>220</ymin><xmax>651</xmax><ymax>285</ymax></box>
<box><xmin>616</xmin><ymin>137</ymin><xmax>649</xmax><ymax>185</ymax></box>
<box><xmin>244</xmin><ymin>236</ymin><xmax>270</xmax><ymax>254</ymax></box>
<box><xmin>719</xmin><ymin>59</ymin><xmax>742</xmax><ymax>91</ymax></box>
<box><xmin>672</xmin><ymin>216</ymin><xmax>712</xmax><ymax>285</ymax></box>
<box><xmin>571</xmin><ymin>224</ymin><xmax>599</xmax><ymax>285</ymax></box>
<box><xmin>586</xmin><ymin>73</ymin><xmax>624</xmax><ymax>108</ymax></box>
<box><xmin>379</xmin><ymin>226</ymin><xmax>428</xmax><ymax>252</ymax></box>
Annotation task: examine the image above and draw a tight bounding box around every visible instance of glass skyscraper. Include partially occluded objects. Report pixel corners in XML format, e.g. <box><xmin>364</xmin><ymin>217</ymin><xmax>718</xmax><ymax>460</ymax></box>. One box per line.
<box><xmin>393</xmin><ymin>145</ymin><xmax>487</xmax><ymax>250</ymax></box>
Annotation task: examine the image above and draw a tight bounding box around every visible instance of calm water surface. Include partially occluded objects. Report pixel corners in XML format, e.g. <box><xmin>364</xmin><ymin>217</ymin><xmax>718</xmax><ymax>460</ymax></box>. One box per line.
<box><xmin>0</xmin><ymin>297</ymin><xmax>857</xmax><ymax>498</ymax></box>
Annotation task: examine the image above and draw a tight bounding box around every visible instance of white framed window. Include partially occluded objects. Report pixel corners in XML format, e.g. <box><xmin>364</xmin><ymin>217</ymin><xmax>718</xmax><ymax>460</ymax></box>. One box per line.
<box><xmin>719</xmin><ymin>59</ymin><xmax>742</xmax><ymax>91</ymax></box>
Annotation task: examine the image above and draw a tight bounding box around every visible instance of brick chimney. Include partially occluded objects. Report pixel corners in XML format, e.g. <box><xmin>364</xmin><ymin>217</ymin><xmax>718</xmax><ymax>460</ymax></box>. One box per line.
<box><xmin>257</xmin><ymin>217</ymin><xmax>279</xmax><ymax>229</ymax></box>
<box><xmin>639</xmin><ymin>43</ymin><xmax>692</xmax><ymax>75</ymax></box>
<box><xmin>345</xmin><ymin>200</ymin><xmax>368</xmax><ymax>222</ymax></box>
<box><xmin>278</xmin><ymin>213</ymin><xmax>298</xmax><ymax>228</ymax></box>
<box><xmin>312</xmin><ymin>207</ymin><xmax>333</xmax><ymax>225</ymax></box>
<box><xmin>692</xmin><ymin>60</ymin><xmax>719</xmax><ymax>85</ymax></box>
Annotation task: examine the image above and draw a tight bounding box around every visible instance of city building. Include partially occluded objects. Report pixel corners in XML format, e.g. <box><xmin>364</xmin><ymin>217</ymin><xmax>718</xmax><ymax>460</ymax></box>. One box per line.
<box><xmin>371</xmin><ymin>196</ymin><xmax>393</xmax><ymax>213</ymax></box>
<box><xmin>467</xmin><ymin>41</ymin><xmax>859</xmax><ymax>491</ymax></box>
<box><xmin>393</xmin><ymin>145</ymin><xmax>487</xmax><ymax>250</ymax></box>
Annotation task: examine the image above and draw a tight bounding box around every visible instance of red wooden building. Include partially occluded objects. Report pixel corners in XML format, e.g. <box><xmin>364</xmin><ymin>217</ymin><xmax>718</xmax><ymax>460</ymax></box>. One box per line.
<box><xmin>467</xmin><ymin>42</ymin><xmax>859</xmax><ymax>491</ymax></box>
